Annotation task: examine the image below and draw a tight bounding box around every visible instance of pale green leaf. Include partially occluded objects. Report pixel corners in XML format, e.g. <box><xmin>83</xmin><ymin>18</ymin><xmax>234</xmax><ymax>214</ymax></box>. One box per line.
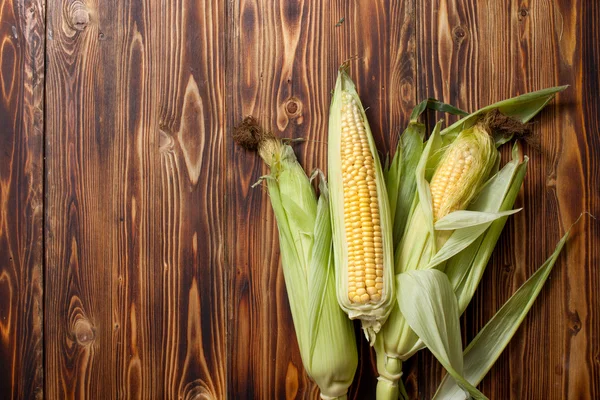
<box><xmin>435</xmin><ymin>209</ymin><xmax>522</xmax><ymax>230</ymax></box>
<box><xmin>387</xmin><ymin>123</ymin><xmax>425</xmax><ymax>246</ymax></box>
<box><xmin>422</xmin><ymin>99</ymin><xmax>469</xmax><ymax>117</ymax></box>
<box><xmin>430</xmin><ymin>208</ymin><xmax>524</xmax><ymax>271</ymax></box>
<box><xmin>453</xmin><ymin>159</ymin><xmax>529</xmax><ymax>312</ymax></box>
<box><xmin>308</xmin><ymin>175</ymin><xmax>333</xmax><ymax>358</ymax></box>
<box><xmin>397</xmin><ymin>270</ymin><xmax>487</xmax><ymax>400</ymax></box>
<box><xmin>433</xmin><ymin>228</ymin><xmax>570</xmax><ymax>399</ymax></box>
<box><xmin>441</xmin><ymin>86</ymin><xmax>568</xmax><ymax>142</ymax></box>
<box><xmin>266</xmin><ymin>179</ymin><xmax>311</xmax><ymax>358</ymax></box>
<box><xmin>468</xmin><ymin>145</ymin><xmax>521</xmax><ymax>212</ymax></box>
<box><xmin>427</xmin><ymin>224</ymin><xmax>491</xmax><ymax>269</ymax></box>
<box><xmin>415</xmin><ymin>122</ymin><xmax>443</xmax><ymax>248</ymax></box>
<box><xmin>278</xmin><ymin>164</ymin><xmax>317</xmax><ymax>271</ymax></box>
<box><xmin>409</xmin><ymin>98</ymin><xmax>468</xmax><ymax>122</ymax></box>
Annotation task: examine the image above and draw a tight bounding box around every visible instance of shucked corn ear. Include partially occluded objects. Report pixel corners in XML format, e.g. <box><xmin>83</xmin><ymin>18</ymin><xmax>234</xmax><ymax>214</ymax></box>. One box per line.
<box><xmin>328</xmin><ymin>66</ymin><xmax>395</xmax><ymax>342</ymax></box>
<box><xmin>233</xmin><ymin>119</ymin><xmax>358</xmax><ymax>400</ymax></box>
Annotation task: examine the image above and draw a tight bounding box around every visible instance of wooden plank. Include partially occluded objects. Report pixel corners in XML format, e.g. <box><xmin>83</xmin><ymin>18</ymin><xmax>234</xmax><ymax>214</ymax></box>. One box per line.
<box><xmin>415</xmin><ymin>0</ymin><xmax>600</xmax><ymax>398</ymax></box>
<box><xmin>518</xmin><ymin>2</ymin><xmax>599</xmax><ymax>398</ymax></box>
<box><xmin>145</xmin><ymin>1</ymin><xmax>227</xmax><ymax>397</ymax></box>
<box><xmin>0</xmin><ymin>0</ymin><xmax>45</xmax><ymax>398</ymax></box>
<box><xmin>45</xmin><ymin>0</ymin><xmax>226</xmax><ymax>398</ymax></box>
<box><xmin>225</xmin><ymin>1</ymin><xmax>416</xmax><ymax>398</ymax></box>
<box><xmin>45</xmin><ymin>1</ymin><xmax>120</xmax><ymax>395</ymax></box>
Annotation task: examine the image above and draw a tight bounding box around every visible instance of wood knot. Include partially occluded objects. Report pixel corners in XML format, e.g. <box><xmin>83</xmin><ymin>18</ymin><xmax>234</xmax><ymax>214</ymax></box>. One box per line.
<box><xmin>67</xmin><ymin>1</ymin><xmax>90</xmax><ymax>31</ymax></box>
<box><xmin>282</xmin><ymin>97</ymin><xmax>304</xmax><ymax>125</ymax></box>
<box><xmin>400</xmin><ymin>80</ymin><xmax>413</xmax><ymax>105</ymax></box>
<box><xmin>180</xmin><ymin>381</ymin><xmax>214</xmax><ymax>400</ymax></box>
<box><xmin>159</xmin><ymin>129</ymin><xmax>175</xmax><ymax>153</ymax></box>
<box><xmin>73</xmin><ymin>319</ymin><xmax>95</xmax><ymax>345</ymax></box>
<box><xmin>453</xmin><ymin>26</ymin><xmax>467</xmax><ymax>42</ymax></box>
<box><xmin>285</xmin><ymin>98</ymin><xmax>300</xmax><ymax>116</ymax></box>
<box><xmin>567</xmin><ymin>310</ymin><xmax>582</xmax><ymax>336</ymax></box>
<box><xmin>519</xmin><ymin>7</ymin><xmax>529</xmax><ymax>18</ymax></box>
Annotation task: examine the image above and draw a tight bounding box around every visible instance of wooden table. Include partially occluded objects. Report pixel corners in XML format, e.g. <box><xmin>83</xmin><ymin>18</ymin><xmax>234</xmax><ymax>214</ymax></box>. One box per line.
<box><xmin>1</xmin><ymin>0</ymin><xmax>598</xmax><ymax>398</ymax></box>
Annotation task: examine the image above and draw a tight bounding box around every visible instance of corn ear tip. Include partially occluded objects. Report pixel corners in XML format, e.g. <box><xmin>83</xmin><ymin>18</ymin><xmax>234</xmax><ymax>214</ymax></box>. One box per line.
<box><xmin>233</xmin><ymin>115</ymin><xmax>274</xmax><ymax>152</ymax></box>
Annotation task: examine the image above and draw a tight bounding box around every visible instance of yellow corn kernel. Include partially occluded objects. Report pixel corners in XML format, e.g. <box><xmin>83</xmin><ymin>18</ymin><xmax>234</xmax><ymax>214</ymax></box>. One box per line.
<box><xmin>340</xmin><ymin>93</ymin><xmax>384</xmax><ymax>304</ymax></box>
<box><xmin>329</xmin><ymin>65</ymin><xmax>395</xmax><ymax>342</ymax></box>
<box><xmin>429</xmin><ymin>126</ymin><xmax>497</xmax><ymax>221</ymax></box>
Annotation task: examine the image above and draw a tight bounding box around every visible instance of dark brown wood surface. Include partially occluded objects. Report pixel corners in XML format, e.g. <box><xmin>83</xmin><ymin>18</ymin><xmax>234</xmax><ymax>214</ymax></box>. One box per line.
<box><xmin>0</xmin><ymin>0</ymin><xmax>45</xmax><ymax>399</ymax></box>
<box><xmin>0</xmin><ymin>0</ymin><xmax>598</xmax><ymax>399</ymax></box>
<box><xmin>45</xmin><ymin>0</ymin><xmax>226</xmax><ymax>398</ymax></box>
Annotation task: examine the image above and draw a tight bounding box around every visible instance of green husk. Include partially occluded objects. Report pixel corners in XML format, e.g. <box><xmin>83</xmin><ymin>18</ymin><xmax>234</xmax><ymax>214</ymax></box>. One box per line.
<box><xmin>397</xmin><ymin>269</ymin><xmax>487</xmax><ymax>399</ymax></box>
<box><xmin>376</xmin><ymin>123</ymin><xmax>502</xmax><ymax>399</ymax></box>
<box><xmin>433</xmin><ymin>226</ymin><xmax>571</xmax><ymax>399</ymax></box>
<box><xmin>375</xmin><ymin>87</ymin><xmax>565</xmax><ymax>399</ymax></box>
<box><xmin>235</xmin><ymin>120</ymin><xmax>358</xmax><ymax>400</ymax></box>
<box><xmin>268</xmin><ymin>151</ymin><xmax>358</xmax><ymax>399</ymax></box>
<box><xmin>385</xmin><ymin>113</ymin><xmax>425</xmax><ymax>247</ymax></box>
<box><xmin>441</xmin><ymin>86</ymin><xmax>568</xmax><ymax>146</ymax></box>
<box><xmin>378</xmin><ymin>120</ymin><xmax>501</xmax><ymax>362</ymax></box>
<box><xmin>385</xmin><ymin>98</ymin><xmax>467</xmax><ymax>248</ymax></box>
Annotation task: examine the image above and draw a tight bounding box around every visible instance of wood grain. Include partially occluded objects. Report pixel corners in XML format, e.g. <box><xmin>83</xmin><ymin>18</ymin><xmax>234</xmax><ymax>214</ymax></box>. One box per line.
<box><xmin>226</xmin><ymin>1</ymin><xmax>416</xmax><ymax>398</ymax></box>
<box><xmin>45</xmin><ymin>0</ymin><xmax>226</xmax><ymax>398</ymax></box>
<box><xmin>415</xmin><ymin>1</ymin><xmax>600</xmax><ymax>399</ymax></box>
<box><xmin>0</xmin><ymin>0</ymin><xmax>596</xmax><ymax>398</ymax></box>
<box><xmin>0</xmin><ymin>0</ymin><xmax>45</xmax><ymax>398</ymax></box>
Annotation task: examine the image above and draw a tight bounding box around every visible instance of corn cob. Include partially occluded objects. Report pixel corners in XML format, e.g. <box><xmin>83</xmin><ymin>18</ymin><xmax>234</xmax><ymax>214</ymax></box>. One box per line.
<box><xmin>375</xmin><ymin>87</ymin><xmax>566</xmax><ymax>399</ymax></box>
<box><xmin>340</xmin><ymin>92</ymin><xmax>385</xmax><ymax>304</ymax></box>
<box><xmin>329</xmin><ymin>65</ymin><xmax>395</xmax><ymax>342</ymax></box>
<box><xmin>430</xmin><ymin>126</ymin><xmax>497</xmax><ymax>221</ymax></box>
<box><xmin>234</xmin><ymin>117</ymin><xmax>358</xmax><ymax>400</ymax></box>
<box><xmin>376</xmin><ymin>122</ymin><xmax>498</xmax><ymax>399</ymax></box>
